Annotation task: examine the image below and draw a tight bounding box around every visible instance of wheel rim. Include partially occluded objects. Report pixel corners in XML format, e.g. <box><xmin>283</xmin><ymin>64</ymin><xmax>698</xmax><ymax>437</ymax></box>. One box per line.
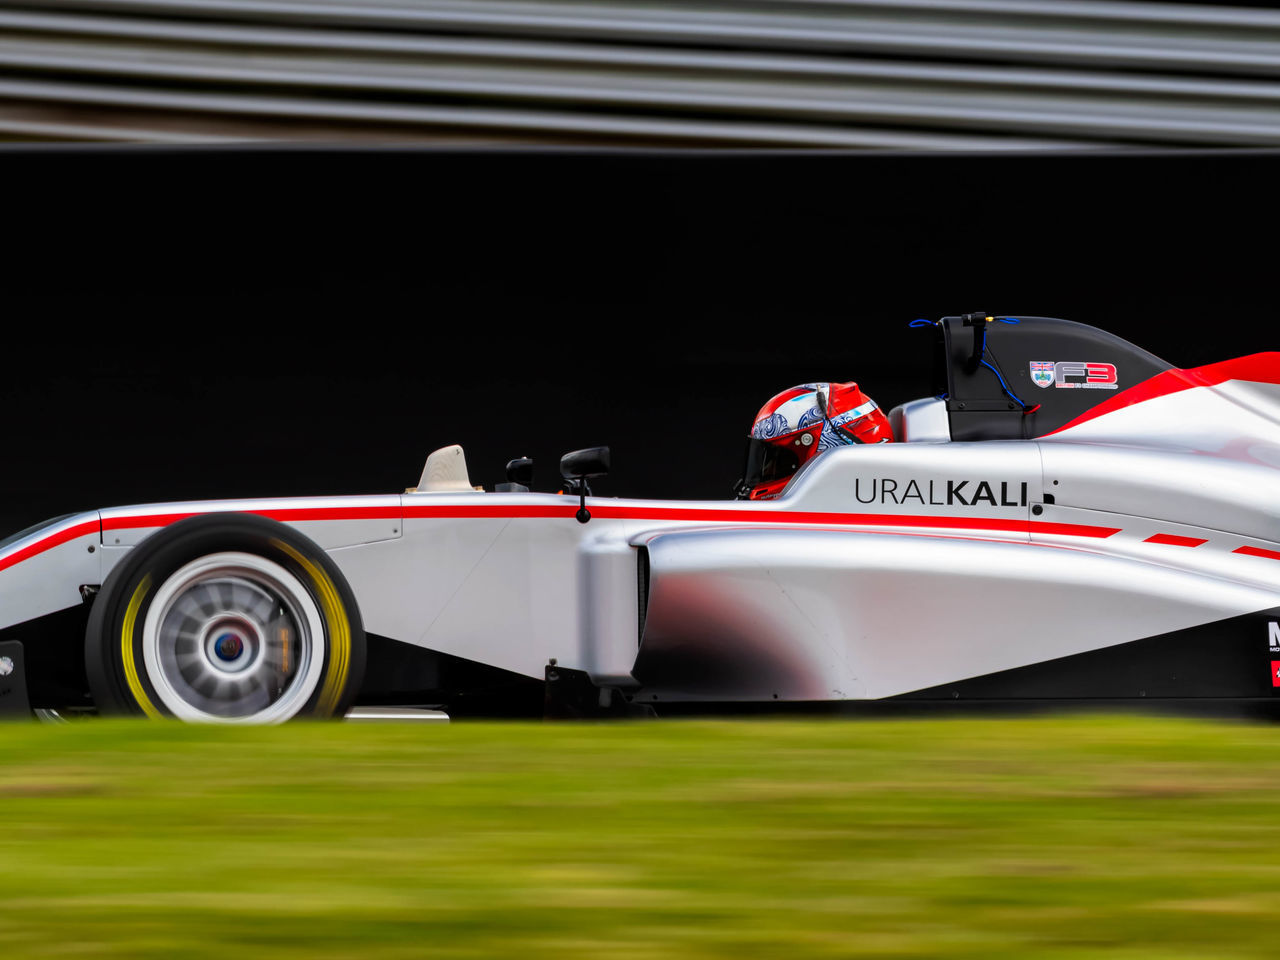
<box><xmin>141</xmin><ymin>552</ymin><xmax>326</xmax><ymax>723</ymax></box>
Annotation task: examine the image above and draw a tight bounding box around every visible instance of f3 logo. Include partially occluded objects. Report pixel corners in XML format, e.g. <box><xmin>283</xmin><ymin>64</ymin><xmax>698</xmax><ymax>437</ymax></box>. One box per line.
<box><xmin>1054</xmin><ymin>362</ymin><xmax>1118</xmax><ymax>387</ymax></box>
<box><xmin>1029</xmin><ymin>361</ymin><xmax>1119</xmax><ymax>390</ymax></box>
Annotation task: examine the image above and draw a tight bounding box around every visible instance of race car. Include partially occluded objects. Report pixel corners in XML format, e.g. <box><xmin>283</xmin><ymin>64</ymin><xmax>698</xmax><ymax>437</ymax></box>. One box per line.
<box><xmin>3</xmin><ymin>313</ymin><xmax>1279</xmax><ymax>722</ymax></box>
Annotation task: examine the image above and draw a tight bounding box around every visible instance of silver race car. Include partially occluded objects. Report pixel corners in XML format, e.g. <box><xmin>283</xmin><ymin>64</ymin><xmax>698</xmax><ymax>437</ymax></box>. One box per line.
<box><xmin>2</xmin><ymin>313</ymin><xmax>1278</xmax><ymax>722</ymax></box>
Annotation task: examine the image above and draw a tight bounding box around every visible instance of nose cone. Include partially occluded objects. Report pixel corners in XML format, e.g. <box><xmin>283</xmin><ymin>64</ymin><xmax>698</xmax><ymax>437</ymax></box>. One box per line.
<box><xmin>0</xmin><ymin>513</ymin><xmax>101</xmax><ymax>633</ymax></box>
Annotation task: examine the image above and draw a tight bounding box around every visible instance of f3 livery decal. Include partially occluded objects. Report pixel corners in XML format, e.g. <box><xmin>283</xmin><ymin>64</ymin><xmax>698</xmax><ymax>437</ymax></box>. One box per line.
<box><xmin>1030</xmin><ymin>361</ymin><xmax>1119</xmax><ymax>390</ymax></box>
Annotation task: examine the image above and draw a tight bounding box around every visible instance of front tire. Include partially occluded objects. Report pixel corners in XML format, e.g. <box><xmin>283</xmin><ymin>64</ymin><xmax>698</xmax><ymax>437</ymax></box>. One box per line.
<box><xmin>86</xmin><ymin>514</ymin><xmax>365</xmax><ymax>722</ymax></box>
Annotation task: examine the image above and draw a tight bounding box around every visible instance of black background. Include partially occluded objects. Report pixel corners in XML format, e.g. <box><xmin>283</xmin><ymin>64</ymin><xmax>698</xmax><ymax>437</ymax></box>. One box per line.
<box><xmin>0</xmin><ymin>146</ymin><xmax>1274</xmax><ymax>533</ymax></box>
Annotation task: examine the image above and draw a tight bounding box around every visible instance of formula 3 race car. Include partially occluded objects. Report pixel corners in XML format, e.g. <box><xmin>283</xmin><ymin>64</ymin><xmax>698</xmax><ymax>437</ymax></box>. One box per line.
<box><xmin>3</xmin><ymin>314</ymin><xmax>1279</xmax><ymax>722</ymax></box>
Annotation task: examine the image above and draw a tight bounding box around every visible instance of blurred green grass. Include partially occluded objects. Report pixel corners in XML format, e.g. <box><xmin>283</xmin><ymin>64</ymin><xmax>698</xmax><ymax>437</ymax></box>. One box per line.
<box><xmin>4</xmin><ymin>714</ymin><xmax>1280</xmax><ymax>958</ymax></box>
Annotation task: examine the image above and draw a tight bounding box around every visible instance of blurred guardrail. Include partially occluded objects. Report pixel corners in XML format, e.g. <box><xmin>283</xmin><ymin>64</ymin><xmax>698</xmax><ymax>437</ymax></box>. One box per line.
<box><xmin>2</xmin><ymin>0</ymin><xmax>1280</xmax><ymax>146</ymax></box>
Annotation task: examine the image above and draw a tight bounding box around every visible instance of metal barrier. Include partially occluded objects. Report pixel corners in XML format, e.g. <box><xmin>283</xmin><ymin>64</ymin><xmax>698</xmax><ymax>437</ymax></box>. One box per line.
<box><xmin>2</xmin><ymin>0</ymin><xmax>1280</xmax><ymax>145</ymax></box>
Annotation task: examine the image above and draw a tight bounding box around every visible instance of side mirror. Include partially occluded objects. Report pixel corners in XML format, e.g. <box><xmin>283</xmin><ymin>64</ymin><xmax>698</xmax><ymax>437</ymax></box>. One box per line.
<box><xmin>495</xmin><ymin>456</ymin><xmax>534</xmax><ymax>493</ymax></box>
<box><xmin>560</xmin><ymin>446</ymin><xmax>610</xmax><ymax>523</ymax></box>
<box><xmin>560</xmin><ymin>447</ymin><xmax>610</xmax><ymax>482</ymax></box>
<box><xmin>507</xmin><ymin>457</ymin><xmax>535</xmax><ymax>486</ymax></box>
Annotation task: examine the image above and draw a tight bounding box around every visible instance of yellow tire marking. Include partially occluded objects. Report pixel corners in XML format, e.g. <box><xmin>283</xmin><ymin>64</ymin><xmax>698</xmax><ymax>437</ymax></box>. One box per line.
<box><xmin>121</xmin><ymin>573</ymin><xmax>162</xmax><ymax>719</ymax></box>
<box><xmin>272</xmin><ymin>539</ymin><xmax>350</xmax><ymax>716</ymax></box>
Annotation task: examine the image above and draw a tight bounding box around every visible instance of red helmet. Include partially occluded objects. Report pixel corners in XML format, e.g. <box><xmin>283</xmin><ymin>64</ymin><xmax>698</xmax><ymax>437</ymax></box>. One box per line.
<box><xmin>737</xmin><ymin>382</ymin><xmax>894</xmax><ymax>500</ymax></box>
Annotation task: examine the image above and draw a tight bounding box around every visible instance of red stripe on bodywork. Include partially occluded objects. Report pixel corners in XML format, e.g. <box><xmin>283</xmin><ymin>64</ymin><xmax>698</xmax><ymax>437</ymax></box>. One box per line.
<box><xmin>1</xmin><ymin>504</ymin><xmax>1121</xmax><ymax>576</ymax></box>
<box><xmin>1234</xmin><ymin>545</ymin><xmax>1280</xmax><ymax>562</ymax></box>
<box><xmin>598</xmin><ymin>505</ymin><xmax>1122</xmax><ymax>538</ymax></box>
<box><xmin>401</xmin><ymin>504</ymin><xmax>578</xmax><ymax>521</ymax></box>
<box><xmin>1144</xmin><ymin>534</ymin><xmax>1208</xmax><ymax>547</ymax></box>
<box><xmin>101</xmin><ymin>502</ymin><xmax>1121</xmax><ymax>539</ymax></box>
<box><xmin>0</xmin><ymin>519</ymin><xmax>100</xmax><ymax>573</ymax></box>
<box><xmin>1045</xmin><ymin>352</ymin><xmax>1280</xmax><ymax>437</ymax></box>
<box><xmin>1</xmin><ymin>503</ymin><xmax>1113</xmax><ymax>578</ymax></box>
<box><xmin>103</xmin><ymin>512</ymin><xmax>201</xmax><ymax>530</ymax></box>
<box><xmin>102</xmin><ymin>505</ymin><xmax>403</xmax><ymax>530</ymax></box>
<box><xmin>403</xmin><ymin>503</ymin><xmax>1119</xmax><ymax>538</ymax></box>
<box><xmin>257</xmin><ymin>506</ymin><xmax>401</xmax><ymax>522</ymax></box>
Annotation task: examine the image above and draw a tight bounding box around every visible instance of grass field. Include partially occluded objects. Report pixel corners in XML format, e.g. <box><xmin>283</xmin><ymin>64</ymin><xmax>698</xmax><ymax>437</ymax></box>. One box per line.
<box><xmin>5</xmin><ymin>714</ymin><xmax>1280</xmax><ymax>958</ymax></box>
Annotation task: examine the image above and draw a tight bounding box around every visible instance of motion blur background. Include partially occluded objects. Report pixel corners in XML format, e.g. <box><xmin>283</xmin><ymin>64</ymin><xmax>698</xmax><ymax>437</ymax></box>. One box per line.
<box><xmin>0</xmin><ymin>0</ymin><xmax>1276</xmax><ymax>531</ymax></box>
<box><xmin>5</xmin><ymin>0</ymin><xmax>1280</xmax><ymax>147</ymax></box>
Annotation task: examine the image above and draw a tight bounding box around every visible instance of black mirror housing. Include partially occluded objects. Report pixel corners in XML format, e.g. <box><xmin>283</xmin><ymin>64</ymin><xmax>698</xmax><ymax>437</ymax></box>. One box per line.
<box><xmin>559</xmin><ymin>447</ymin><xmax>610</xmax><ymax>524</ymax></box>
<box><xmin>506</xmin><ymin>457</ymin><xmax>534</xmax><ymax>486</ymax></box>
<box><xmin>560</xmin><ymin>446</ymin><xmax>610</xmax><ymax>481</ymax></box>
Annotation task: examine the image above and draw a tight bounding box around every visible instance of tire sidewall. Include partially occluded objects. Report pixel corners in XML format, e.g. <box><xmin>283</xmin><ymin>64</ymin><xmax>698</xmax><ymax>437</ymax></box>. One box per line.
<box><xmin>86</xmin><ymin>513</ymin><xmax>365</xmax><ymax>720</ymax></box>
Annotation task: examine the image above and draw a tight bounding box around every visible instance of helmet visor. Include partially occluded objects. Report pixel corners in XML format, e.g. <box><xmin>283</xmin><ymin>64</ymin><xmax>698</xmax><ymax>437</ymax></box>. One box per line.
<box><xmin>739</xmin><ymin>437</ymin><xmax>801</xmax><ymax>496</ymax></box>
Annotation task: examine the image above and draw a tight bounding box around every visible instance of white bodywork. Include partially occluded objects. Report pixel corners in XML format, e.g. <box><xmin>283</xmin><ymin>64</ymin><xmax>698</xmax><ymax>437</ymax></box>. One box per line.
<box><xmin>4</xmin><ymin>360</ymin><xmax>1280</xmax><ymax>703</ymax></box>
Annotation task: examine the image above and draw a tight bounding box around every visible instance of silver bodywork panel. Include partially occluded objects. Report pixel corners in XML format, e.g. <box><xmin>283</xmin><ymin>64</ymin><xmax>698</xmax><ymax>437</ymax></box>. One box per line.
<box><xmin>635</xmin><ymin>527</ymin><xmax>1279</xmax><ymax>701</ymax></box>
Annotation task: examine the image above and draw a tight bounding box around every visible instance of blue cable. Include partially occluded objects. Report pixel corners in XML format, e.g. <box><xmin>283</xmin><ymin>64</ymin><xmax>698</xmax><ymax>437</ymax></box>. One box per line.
<box><xmin>909</xmin><ymin>315</ymin><xmax>1032</xmax><ymax>411</ymax></box>
<box><xmin>977</xmin><ymin>324</ymin><xmax>1032</xmax><ymax>409</ymax></box>
<box><xmin>978</xmin><ymin>358</ymin><xmax>1031</xmax><ymax>408</ymax></box>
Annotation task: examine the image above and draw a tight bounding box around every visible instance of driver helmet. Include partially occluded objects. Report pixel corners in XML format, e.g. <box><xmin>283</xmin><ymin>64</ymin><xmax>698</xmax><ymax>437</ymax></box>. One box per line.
<box><xmin>738</xmin><ymin>381</ymin><xmax>894</xmax><ymax>500</ymax></box>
